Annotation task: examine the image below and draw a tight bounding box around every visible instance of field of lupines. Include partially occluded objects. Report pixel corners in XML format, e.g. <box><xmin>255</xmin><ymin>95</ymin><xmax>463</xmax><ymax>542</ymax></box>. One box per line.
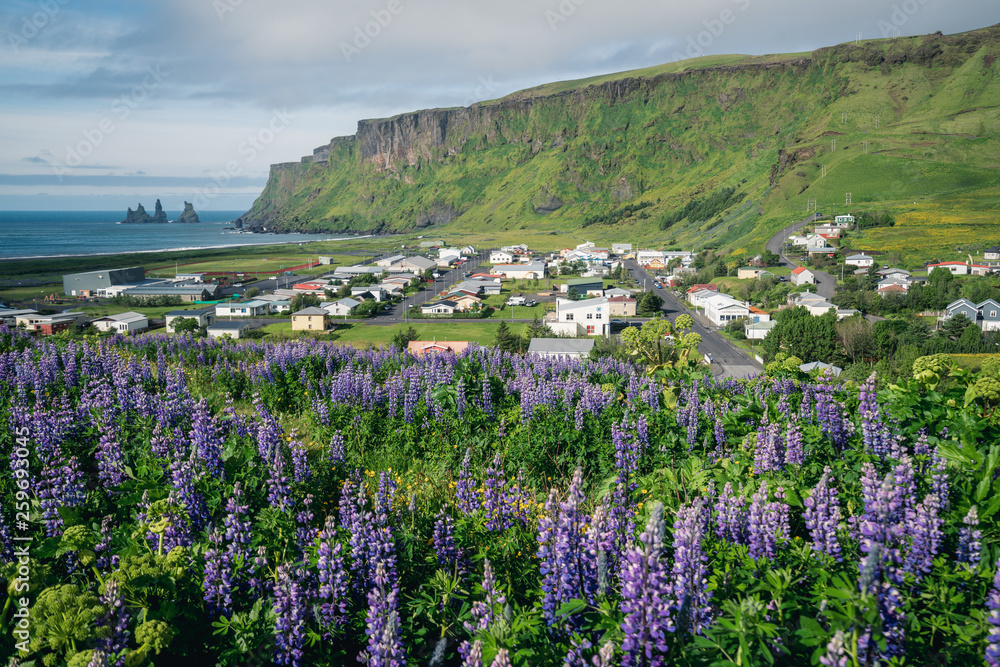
<box><xmin>1</xmin><ymin>323</ymin><xmax>1000</xmax><ymax>666</ymax></box>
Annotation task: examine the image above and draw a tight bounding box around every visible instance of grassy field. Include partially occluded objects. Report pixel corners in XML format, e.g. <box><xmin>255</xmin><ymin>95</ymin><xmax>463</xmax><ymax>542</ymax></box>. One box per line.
<box><xmin>327</xmin><ymin>321</ymin><xmax>506</xmax><ymax>347</ymax></box>
<box><xmin>946</xmin><ymin>353</ymin><xmax>1000</xmax><ymax>371</ymax></box>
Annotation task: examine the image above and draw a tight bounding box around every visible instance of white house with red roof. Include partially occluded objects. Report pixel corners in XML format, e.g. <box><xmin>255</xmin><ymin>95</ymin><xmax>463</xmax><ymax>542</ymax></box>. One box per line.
<box><xmin>790</xmin><ymin>266</ymin><xmax>816</xmax><ymax>285</ymax></box>
<box><xmin>927</xmin><ymin>261</ymin><xmax>969</xmax><ymax>276</ymax></box>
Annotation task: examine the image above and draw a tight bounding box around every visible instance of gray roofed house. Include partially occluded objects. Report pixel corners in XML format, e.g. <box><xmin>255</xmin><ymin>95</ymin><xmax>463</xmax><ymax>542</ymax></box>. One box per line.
<box><xmin>527</xmin><ymin>338</ymin><xmax>595</xmax><ymax>359</ymax></box>
<box><xmin>396</xmin><ymin>256</ymin><xmax>437</xmax><ymax>272</ymax></box>
<box><xmin>122</xmin><ymin>285</ymin><xmax>217</xmax><ymax>302</ymax></box>
<box><xmin>323</xmin><ymin>298</ymin><xmax>360</xmax><ymax>317</ymax></box>
<box><xmin>978</xmin><ymin>299</ymin><xmax>1000</xmax><ymax>331</ymax></box>
<box><xmin>165</xmin><ymin>307</ymin><xmax>216</xmax><ymax>330</ymax></box>
<box><xmin>207</xmin><ymin>321</ymin><xmax>250</xmax><ymax>339</ymax></box>
<box><xmin>799</xmin><ymin>361</ymin><xmax>842</xmax><ymax>377</ymax></box>
<box><xmin>945</xmin><ymin>298</ymin><xmax>980</xmax><ymax>322</ymax></box>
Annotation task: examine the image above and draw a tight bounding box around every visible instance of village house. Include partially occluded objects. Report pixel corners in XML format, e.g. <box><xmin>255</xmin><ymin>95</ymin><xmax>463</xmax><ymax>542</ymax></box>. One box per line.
<box><xmin>745</xmin><ymin>320</ymin><xmax>777</xmax><ymax>340</ymax></box>
<box><xmin>375</xmin><ymin>254</ymin><xmax>406</xmax><ymax>267</ymax></box>
<box><xmin>703</xmin><ymin>293</ymin><xmax>750</xmax><ymax>327</ymax></box>
<box><xmin>492</xmin><ymin>262</ymin><xmax>546</xmax><ymax>281</ymax></box>
<box><xmin>612</xmin><ymin>243</ymin><xmax>632</xmax><ymax>255</ymax></box>
<box><xmin>985</xmin><ymin>245</ymin><xmax>1000</xmax><ymax>261</ymax></box>
<box><xmin>636</xmin><ymin>250</ymin><xmax>665</xmax><ymax>266</ymax></box>
<box><xmin>165</xmin><ymin>307</ymin><xmax>216</xmax><ymax>330</ymax></box>
<box><xmin>527</xmin><ymin>339</ymin><xmax>595</xmax><ymax>360</ymax></box>
<box><xmin>92</xmin><ymin>311</ymin><xmax>149</xmax><ymax>333</ymax></box>
<box><xmin>927</xmin><ymin>261</ymin><xmax>969</xmax><ymax>276</ymax></box>
<box><xmin>607</xmin><ymin>295</ymin><xmax>637</xmax><ymax>317</ymax></box>
<box><xmin>207</xmin><ymin>321</ymin><xmax>250</xmax><ymax>339</ymax></box>
<box><xmin>121</xmin><ymin>284</ymin><xmax>218</xmax><ymax>302</ymax></box>
<box><xmin>421</xmin><ymin>300</ymin><xmax>459</xmax><ymax>316</ymax></box>
<box><xmin>791</xmin><ymin>266</ymin><xmax>816</xmax><ymax>285</ymax></box>
<box><xmin>687</xmin><ymin>288</ymin><xmax>718</xmax><ymax>309</ymax></box>
<box><xmin>323</xmin><ymin>298</ymin><xmax>360</xmax><ymax>317</ymax></box>
<box><xmin>943</xmin><ymin>298</ymin><xmax>1000</xmax><ymax>331</ymax></box>
<box><xmin>407</xmin><ymin>340</ymin><xmax>470</xmax><ymax>356</ymax></box>
<box><xmin>814</xmin><ymin>225</ymin><xmax>842</xmax><ymax>238</ymax></box>
<box><xmin>216</xmin><ymin>300</ymin><xmax>269</xmax><ymax>318</ymax></box>
<box><xmin>564</xmin><ymin>277</ymin><xmax>604</xmax><ymax>297</ymax></box>
<box><xmin>489</xmin><ymin>250</ymin><xmax>514</xmax><ymax>264</ymax></box>
<box><xmin>553</xmin><ymin>297</ymin><xmax>609</xmax><ymax>336</ymax></box>
<box><xmin>833</xmin><ymin>215</ymin><xmax>855</xmax><ymax>227</ymax></box>
<box><xmin>737</xmin><ymin>267</ymin><xmax>772</xmax><ymax>280</ymax></box>
<box><xmin>291</xmin><ymin>307</ymin><xmax>330</xmax><ymax>331</ymax></box>
<box><xmin>845</xmin><ymin>253</ymin><xmax>874</xmax><ymax>268</ymax></box>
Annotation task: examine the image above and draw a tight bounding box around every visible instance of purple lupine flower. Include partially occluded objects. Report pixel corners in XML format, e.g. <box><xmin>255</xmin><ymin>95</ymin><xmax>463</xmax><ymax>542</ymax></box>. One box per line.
<box><xmin>753</xmin><ymin>413</ymin><xmax>784</xmax><ymax>473</ymax></box>
<box><xmin>190</xmin><ymin>399</ymin><xmax>224</xmax><ymax>479</ymax></box>
<box><xmin>460</xmin><ymin>639</ymin><xmax>483</xmax><ymax>667</ymax></box>
<box><xmin>784</xmin><ymin>419</ymin><xmax>803</xmax><ymax>466</ymax></box>
<box><xmin>857</xmin><ymin>475</ymin><xmax>906</xmax><ymax>660</ymax></box>
<box><xmin>564</xmin><ymin>636</ymin><xmax>594</xmax><ymax>667</ymax></box>
<box><xmin>327</xmin><ymin>431</ymin><xmax>346</xmax><ymax>466</ymax></box>
<box><xmin>222</xmin><ymin>483</ymin><xmax>252</xmax><ymax>562</ymax></box>
<box><xmin>747</xmin><ymin>483</ymin><xmax>789</xmax><ymax>561</ymax></box>
<box><xmin>273</xmin><ymin>562</ymin><xmax>310</xmax><ymax>667</ymax></box>
<box><xmin>98</xmin><ymin>579</ymin><xmax>129</xmax><ymax>660</ymax></box>
<box><xmin>819</xmin><ymin>630</ymin><xmax>848</xmax><ymax>667</ymax></box>
<box><xmin>203</xmin><ymin>529</ymin><xmax>235</xmax><ymax>618</ymax></box>
<box><xmin>713</xmin><ymin>482</ymin><xmax>746</xmax><ymax>544</ymax></box>
<box><xmin>902</xmin><ymin>494</ymin><xmax>942</xmax><ymax>578</ymax></box>
<box><xmin>670</xmin><ymin>499</ymin><xmax>713</xmax><ymax>635</ymax></box>
<box><xmin>957</xmin><ymin>506</ymin><xmax>982</xmax><ymax>567</ymax></box>
<box><xmin>986</xmin><ymin>560</ymin><xmax>1000</xmax><ymax>666</ymax></box>
<box><xmin>0</xmin><ymin>509</ymin><xmax>13</xmax><ymax>564</ymax></box>
<box><xmin>432</xmin><ymin>507</ymin><xmax>465</xmax><ymax>572</ymax></box>
<box><xmin>619</xmin><ymin>502</ymin><xmax>674</xmax><ymax>666</ymax></box>
<box><xmin>465</xmin><ymin>558</ymin><xmax>505</xmax><ymax>633</ymax></box>
<box><xmin>456</xmin><ymin>448</ymin><xmax>479</xmax><ymax>516</ymax></box>
<box><xmin>359</xmin><ymin>559</ymin><xmax>405</xmax><ymax>666</ymax></box>
<box><xmin>483</xmin><ymin>452</ymin><xmax>510</xmax><ymax>532</ymax></box>
<box><xmin>930</xmin><ymin>454</ymin><xmax>949</xmax><ymax>513</ymax></box>
<box><xmin>266</xmin><ymin>445</ymin><xmax>293</xmax><ymax>513</ymax></box>
<box><xmin>490</xmin><ymin>649</ymin><xmax>512</xmax><ymax>667</ymax></box>
<box><xmin>803</xmin><ymin>467</ymin><xmax>841</xmax><ymax>561</ymax></box>
<box><xmin>295</xmin><ymin>494</ymin><xmax>317</xmax><ymax>551</ymax></box>
<box><xmin>537</xmin><ymin>468</ymin><xmax>596</xmax><ymax>628</ymax></box>
<box><xmin>586</xmin><ymin>501</ymin><xmax>617</xmax><ymax>595</ymax></box>
<box><xmin>316</xmin><ymin>515</ymin><xmax>349</xmax><ymax>637</ymax></box>
<box><xmin>289</xmin><ymin>433</ymin><xmax>311</xmax><ymax>484</ymax></box>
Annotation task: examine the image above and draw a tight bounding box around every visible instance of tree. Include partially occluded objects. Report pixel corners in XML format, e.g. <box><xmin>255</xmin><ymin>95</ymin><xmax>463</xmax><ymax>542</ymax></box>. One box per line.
<box><xmin>637</xmin><ymin>291</ymin><xmax>663</xmax><ymax>316</ymax></box>
<box><xmin>244</xmin><ymin>287</ymin><xmax>261</xmax><ymax>299</ymax></box>
<box><xmin>493</xmin><ymin>321</ymin><xmax>519</xmax><ymax>354</ymax></box>
<box><xmin>760</xmin><ymin>249</ymin><xmax>781</xmax><ymax>267</ymax></box>
<box><xmin>836</xmin><ymin>316</ymin><xmax>874</xmax><ymax>365</ymax></box>
<box><xmin>942</xmin><ymin>313</ymin><xmax>974</xmax><ymax>340</ymax></box>
<box><xmin>761</xmin><ymin>307</ymin><xmax>842</xmax><ymax>364</ymax></box>
<box><xmin>289</xmin><ymin>293</ymin><xmax>321</xmax><ymax>312</ymax></box>
<box><xmin>390</xmin><ymin>326</ymin><xmax>419</xmax><ymax>350</ymax></box>
<box><xmin>171</xmin><ymin>317</ymin><xmax>198</xmax><ymax>334</ymax></box>
<box><xmin>521</xmin><ymin>317</ymin><xmax>555</xmax><ymax>349</ymax></box>
<box><xmin>958</xmin><ymin>321</ymin><xmax>985</xmax><ymax>353</ymax></box>
<box><xmin>352</xmin><ymin>300</ymin><xmax>381</xmax><ymax>318</ymax></box>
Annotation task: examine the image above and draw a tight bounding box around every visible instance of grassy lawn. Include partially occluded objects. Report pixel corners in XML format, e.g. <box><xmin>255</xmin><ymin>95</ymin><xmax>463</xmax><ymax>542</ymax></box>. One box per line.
<box><xmin>0</xmin><ymin>284</ymin><xmax>63</xmax><ymax>303</ymax></box>
<box><xmin>76</xmin><ymin>304</ymin><xmax>186</xmax><ymax>319</ymax></box>
<box><xmin>328</xmin><ymin>321</ymin><xmax>508</xmax><ymax>347</ymax></box>
<box><xmin>946</xmin><ymin>353</ymin><xmax>1000</xmax><ymax>372</ymax></box>
<box><xmin>146</xmin><ymin>253</ymin><xmax>357</xmax><ymax>279</ymax></box>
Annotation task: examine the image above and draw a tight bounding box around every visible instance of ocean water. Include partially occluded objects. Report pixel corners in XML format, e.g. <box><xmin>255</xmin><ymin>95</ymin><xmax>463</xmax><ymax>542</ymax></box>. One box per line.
<box><xmin>0</xmin><ymin>211</ymin><xmax>356</xmax><ymax>259</ymax></box>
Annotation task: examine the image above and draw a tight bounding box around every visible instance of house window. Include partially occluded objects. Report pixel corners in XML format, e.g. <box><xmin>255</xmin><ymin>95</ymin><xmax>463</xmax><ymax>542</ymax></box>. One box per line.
<box><xmin>992</xmin><ymin>311</ymin><xmax>997</xmax><ymax>318</ymax></box>
<box><xmin>566</xmin><ymin>314</ymin><xmax>574</xmax><ymax>321</ymax></box>
<box><xmin>596</xmin><ymin>313</ymin><xmax>602</xmax><ymax>319</ymax></box>
<box><xmin>586</xmin><ymin>325</ymin><xmax>595</xmax><ymax>334</ymax></box>
<box><xmin>586</xmin><ymin>313</ymin><xmax>593</xmax><ymax>320</ymax></box>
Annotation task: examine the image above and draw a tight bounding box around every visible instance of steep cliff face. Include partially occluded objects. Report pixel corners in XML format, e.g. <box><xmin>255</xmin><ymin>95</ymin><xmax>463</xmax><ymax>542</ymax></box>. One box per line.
<box><xmin>122</xmin><ymin>199</ymin><xmax>168</xmax><ymax>224</ymax></box>
<box><xmin>237</xmin><ymin>24</ymin><xmax>1000</xmax><ymax>248</ymax></box>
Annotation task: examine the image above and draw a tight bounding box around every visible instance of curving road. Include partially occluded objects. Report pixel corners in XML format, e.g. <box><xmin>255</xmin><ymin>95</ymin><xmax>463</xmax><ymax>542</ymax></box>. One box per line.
<box><xmin>766</xmin><ymin>214</ymin><xmax>837</xmax><ymax>299</ymax></box>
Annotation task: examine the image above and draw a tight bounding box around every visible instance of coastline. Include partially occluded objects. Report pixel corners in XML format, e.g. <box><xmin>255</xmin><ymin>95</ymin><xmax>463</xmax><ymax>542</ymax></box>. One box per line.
<box><xmin>0</xmin><ymin>235</ymin><xmax>372</xmax><ymax>263</ymax></box>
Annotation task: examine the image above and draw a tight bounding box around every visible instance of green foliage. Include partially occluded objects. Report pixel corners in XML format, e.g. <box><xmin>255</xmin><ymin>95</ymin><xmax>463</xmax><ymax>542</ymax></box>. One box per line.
<box><xmin>761</xmin><ymin>307</ymin><xmax>842</xmax><ymax>365</ymax></box>
<box><xmin>852</xmin><ymin>210</ymin><xmax>896</xmax><ymax>230</ymax></box>
<box><xmin>581</xmin><ymin>200</ymin><xmax>653</xmax><ymax>227</ymax></box>
<box><xmin>659</xmin><ymin>186</ymin><xmax>746</xmax><ymax>230</ymax></box>
<box><xmin>27</xmin><ymin>585</ymin><xmax>104</xmax><ymax>662</ymax></box>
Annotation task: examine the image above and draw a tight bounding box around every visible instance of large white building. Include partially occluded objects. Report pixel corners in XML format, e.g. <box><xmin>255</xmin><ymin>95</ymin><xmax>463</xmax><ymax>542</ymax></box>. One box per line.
<box><xmin>92</xmin><ymin>311</ymin><xmax>148</xmax><ymax>333</ymax></box>
<box><xmin>553</xmin><ymin>297</ymin><xmax>609</xmax><ymax>336</ymax></box>
<box><xmin>493</xmin><ymin>262</ymin><xmax>546</xmax><ymax>280</ymax></box>
<box><xmin>703</xmin><ymin>293</ymin><xmax>750</xmax><ymax>326</ymax></box>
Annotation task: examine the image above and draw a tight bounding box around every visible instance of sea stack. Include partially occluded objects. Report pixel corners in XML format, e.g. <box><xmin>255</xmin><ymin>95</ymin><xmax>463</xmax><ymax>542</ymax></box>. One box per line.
<box><xmin>121</xmin><ymin>199</ymin><xmax>169</xmax><ymax>223</ymax></box>
<box><xmin>178</xmin><ymin>201</ymin><xmax>201</xmax><ymax>223</ymax></box>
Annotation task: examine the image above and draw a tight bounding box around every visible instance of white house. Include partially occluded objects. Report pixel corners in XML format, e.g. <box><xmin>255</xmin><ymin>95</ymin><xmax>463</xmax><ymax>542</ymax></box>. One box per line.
<box><xmin>352</xmin><ymin>286</ymin><xmax>387</xmax><ymax>302</ymax></box>
<box><xmin>791</xmin><ymin>266</ymin><xmax>816</xmax><ymax>286</ymax></box>
<box><xmin>833</xmin><ymin>215</ymin><xmax>855</xmax><ymax>227</ymax></box>
<box><xmin>216</xmin><ymin>300</ymin><xmax>269</xmax><ymax>318</ymax></box>
<box><xmin>92</xmin><ymin>311</ymin><xmax>148</xmax><ymax>333</ymax></box>
<box><xmin>323</xmin><ymin>298</ymin><xmax>360</xmax><ymax>317</ymax></box>
<box><xmin>612</xmin><ymin>243</ymin><xmax>632</xmax><ymax>254</ymax></box>
<box><xmin>927</xmin><ymin>261</ymin><xmax>969</xmax><ymax>276</ymax></box>
<box><xmin>489</xmin><ymin>251</ymin><xmax>514</xmax><ymax>264</ymax></box>
<box><xmin>636</xmin><ymin>250</ymin><xmax>665</xmax><ymax>266</ymax></box>
<box><xmin>527</xmin><ymin>339</ymin><xmax>595</xmax><ymax>359</ymax></box>
<box><xmin>421</xmin><ymin>300</ymin><xmax>458</xmax><ymax>316</ymax></box>
<box><xmin>814</xmin><ymin>226</ymin><xmax>842</xmax><ymax>238</ymax></box>
<box><xmin>703</xmin><ymin>293</ymin><xmax>750</xmax><ymax>326</ymax></box>
<box><xmin>395</xmin><ymin>256</ymin><xmax>437</xmax><ymax>273</ymax></box>
<box><xmin>845</xmin><ymin>253</ymin><xmax>874</xmax><ymax>268</ymax></box>
<box><xmin>165</xmin><ymin>307</ymin><xmax>215</xmax><ymax>330</ymax></box>
<box><xmin>554</xmin><ymin>297</ymin><xmax>609</xmax><ymax>336</ymax></box>
<box><xmin>493</xmin><ymin>262</ymin><xmax>546</xmax><ymax>280</ymax></box>
<box><xmin>207</xmin><ymin>321</ymin><xmax>250</xmax><ymax>339</ymax></box>
<box><xmin>687</xmin><ymin>288</ymin><xmax>718</xmax><ymax>309</ymax></box>
<box><xmin>745</xmin><ymin>320</ymin><xmax>777</xmax><ymax>340</ymax></box>
<box><xmin>985</xmin><ymin>245</ymin><xmax>1000</xmax><ymax>261</ymax></box>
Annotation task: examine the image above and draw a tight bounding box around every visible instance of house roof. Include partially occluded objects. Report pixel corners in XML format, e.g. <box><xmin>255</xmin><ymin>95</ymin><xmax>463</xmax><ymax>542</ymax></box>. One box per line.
<box><xmin>878</xmin><ymin>284</ymin><xmax>907</xmax><ymax>292</ymax></box>
<box><xmin>293</xmin><ymin>307</ymin><xmax>329</xmax><ymax>316</ymax></box>
<box><xmin>928</xmin><ymin>261</ymin><xmax>967</xmax><ymax>267</ymax></box>
<box><xmin>96</xmin><ymin>311</ymin><xmax>146</xmax><ymax>322</ymax></box>
<box><xmin>333</xmin><ymin>298</ymin><xmax>361</xmax><ymax>308</ymax></box>
<box><xmin>407</xmin><ymin>340</ymin><xmax>470</xmax><ymax>355</ymax></box>
<box><xmin>422</xmin><ymin>300</ymin><xmax>458</xmax><ymax>308</ymax></box>
<box><xmin>846</xmin><ymin>254</ymin><xmax>871</xmax><ymax>260</ymax></box>
<box><xmin>607</xmin><ymin>296</ymin><xmax>636</xmax><ymax>303</ymax></box>
<box><xmin>792</xmin><ymin>266</ymin><xmax>810</xmax><ymax>275</ymax></box>
<box><xmin>208</xmin><ymin>321</ymin><xmax>249</xmax><ymax>331</ymax></box>
<box><xmin>527</xmin><ymin>339</ymin><xmax>596</xmax><ymax>355</ymax></box>
<box><xmin>799</xmin><ymin>361</ymin><xmax>843</xmax><ymax>374</ymax></box>
<box><xmin>166</xmin><ymin>306</ymin><xmax>215</xmax><ymax>317</ymax></box>
<box><xmin>746</xmin><ymin>320</ymin><xmax>777</xmax><ymax>331</ymax></box>
<box><xmin>748</xmin><ymin>306</ymin><xmax>768</xmax><ymax>315</ymax></box>
<box><xmin>686</xmin><ymin>283</ymin><xmax>718</xmax><ymax>292</ymax></box>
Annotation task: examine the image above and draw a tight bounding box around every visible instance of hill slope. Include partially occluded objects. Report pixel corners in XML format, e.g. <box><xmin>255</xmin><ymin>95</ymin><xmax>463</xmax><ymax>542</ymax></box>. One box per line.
<box><xmin>237</xmin><ymin>25</ymin><xmax>1000</xmax><ymax>254</ymax></box>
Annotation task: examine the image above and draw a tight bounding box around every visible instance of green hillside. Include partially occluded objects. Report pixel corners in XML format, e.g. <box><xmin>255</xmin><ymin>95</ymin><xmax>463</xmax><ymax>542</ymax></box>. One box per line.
<box><xmin>238</xmin><ymin>25</ymin><xmax>1000</xmax><ymax>256</ymax></box>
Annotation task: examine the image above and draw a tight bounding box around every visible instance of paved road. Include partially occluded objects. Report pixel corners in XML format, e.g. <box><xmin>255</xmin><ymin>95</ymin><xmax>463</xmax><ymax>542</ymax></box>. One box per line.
<box><xmin>766</xmin><ymin>214</ymin><xmax>837</xmax><ymax>299</ymax></box>
<box><xmin>624</xmin><ymin>260</ymin><xmax>762</xmax><ymax>378</ymax></box>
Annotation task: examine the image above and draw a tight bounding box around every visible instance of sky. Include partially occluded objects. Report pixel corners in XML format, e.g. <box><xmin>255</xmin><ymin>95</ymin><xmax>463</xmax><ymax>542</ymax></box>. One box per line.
<box><xmin>0</xmin><ymin>0</ymin><xmax>996</xmax><ymax>212</ymax></box>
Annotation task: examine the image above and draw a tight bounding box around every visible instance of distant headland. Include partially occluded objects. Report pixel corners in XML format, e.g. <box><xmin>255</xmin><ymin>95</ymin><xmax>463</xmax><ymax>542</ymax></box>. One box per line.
<box><xmin>121</xmin><ymin>199</ymin><xmax>200</xmax><ymax>224</ymax></box>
